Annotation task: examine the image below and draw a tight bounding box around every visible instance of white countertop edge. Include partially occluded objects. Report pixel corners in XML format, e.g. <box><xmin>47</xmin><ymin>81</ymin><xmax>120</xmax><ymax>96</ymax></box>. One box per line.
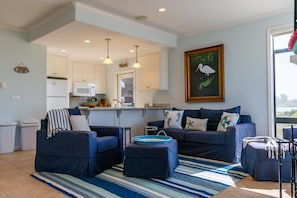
<box><xmin>79</xmin><ymin>107</ymin><xmax>170</xmax><ymax>111</ymax></box>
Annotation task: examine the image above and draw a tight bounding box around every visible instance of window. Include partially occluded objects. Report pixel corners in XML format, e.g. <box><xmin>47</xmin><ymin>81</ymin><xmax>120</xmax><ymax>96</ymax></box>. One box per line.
<box><xmin>115</xmin><ymin>71</ymin><xmax>135</xmax><ymax>106</ymax></box>
<box><xmin>268</xmin><ymin>26</ymin><xmax>296</xmax><ymax>138</ymax></box>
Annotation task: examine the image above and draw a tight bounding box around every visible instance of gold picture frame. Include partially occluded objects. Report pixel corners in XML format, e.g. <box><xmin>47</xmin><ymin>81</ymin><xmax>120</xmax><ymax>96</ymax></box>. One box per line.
<box><xmin>184</xmin><ymin>44</ymin><xmax>224</xmax><ymax>102</ymax></box>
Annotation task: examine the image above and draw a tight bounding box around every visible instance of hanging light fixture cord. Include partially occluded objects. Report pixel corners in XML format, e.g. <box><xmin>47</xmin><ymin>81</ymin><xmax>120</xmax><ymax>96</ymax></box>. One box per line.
<box><xmin>103</xmin><ymin>38</ymin><xmax>113</xmax><ymax>64</ymax></box>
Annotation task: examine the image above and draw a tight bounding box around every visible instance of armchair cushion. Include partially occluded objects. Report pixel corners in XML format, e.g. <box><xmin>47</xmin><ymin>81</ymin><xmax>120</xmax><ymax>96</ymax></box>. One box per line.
<box><xmin>96</xmin><ymin>136</ymin><xmax>119</xmax><ymax>152</ymax></box>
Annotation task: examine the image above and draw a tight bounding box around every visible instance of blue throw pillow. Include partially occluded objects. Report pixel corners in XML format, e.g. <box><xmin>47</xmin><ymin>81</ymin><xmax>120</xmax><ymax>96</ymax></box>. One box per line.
<box><xmin>68</xmin><ymin>106</ymin><xmax>82</xmax><ymax>115</ymax></box>
<box><xmin>200</xmin><ymin>106</ymin><xmax>241</xmax><ymax>131</ymax></box>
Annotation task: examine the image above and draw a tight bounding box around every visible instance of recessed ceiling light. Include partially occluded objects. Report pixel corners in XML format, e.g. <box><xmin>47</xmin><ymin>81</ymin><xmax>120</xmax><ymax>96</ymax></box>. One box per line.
<box><xmin>158</xmin><ymin>8</ymin><xmax>166</xmax><ymax>12</ymax></box>
<box><xmin>129</xmin><ymin>49</ymin><xmax>135</xmax><ymax>53</ymax></box>
<box><xmin>84</xmin><ymin>40</ymin><xmax>91</xmax><ymax>43</ymax></box>
<box><xmin>60</xmin><ymin>49</ymin><xmax>66</xmax><ymax>52</ymax></box>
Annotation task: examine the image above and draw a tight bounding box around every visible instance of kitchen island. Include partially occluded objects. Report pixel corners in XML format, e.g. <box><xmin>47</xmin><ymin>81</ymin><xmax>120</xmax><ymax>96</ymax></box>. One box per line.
<box><xmin>80</xmin><ymin>106</ymin><xmax>169</xmax><ymax>142</ymax></box>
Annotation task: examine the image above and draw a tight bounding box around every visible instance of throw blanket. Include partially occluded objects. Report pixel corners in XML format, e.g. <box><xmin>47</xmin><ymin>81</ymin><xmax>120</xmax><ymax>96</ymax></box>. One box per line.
<box><xmin>47</xmin><ymin>109</ymin><xmax>71</xmax><ymax>138</ymax></box>
<box><xmin>242</xmin><ymin>136</ymin><xmax>289</xmax><ymax>159</ymax></box>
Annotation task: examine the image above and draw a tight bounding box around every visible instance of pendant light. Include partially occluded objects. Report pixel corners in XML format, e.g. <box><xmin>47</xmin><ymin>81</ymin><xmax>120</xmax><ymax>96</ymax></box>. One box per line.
<box><xmin>132</xmin><ymin>45</ymin><xmax>141</xmax><ymax>68</ymax></box>
<box><xmin>103</xmin><ymin>38</ymin><xmax>113</xmax><ymax>64</ymax></box>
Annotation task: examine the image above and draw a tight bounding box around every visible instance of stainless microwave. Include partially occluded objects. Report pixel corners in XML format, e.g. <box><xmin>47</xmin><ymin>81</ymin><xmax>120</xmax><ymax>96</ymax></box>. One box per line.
<box><xmin>73</xmin><ymin>82</ymin><xmax>96</xmax><ymax>97</ymax></box>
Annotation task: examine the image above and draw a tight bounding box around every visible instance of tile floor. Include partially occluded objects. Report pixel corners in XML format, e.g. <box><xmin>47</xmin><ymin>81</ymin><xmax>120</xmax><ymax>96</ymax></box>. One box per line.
<box><xmin>0</xmin><ymin>150</ymin><xmax>292</xmax><ymax>198</ymax></box>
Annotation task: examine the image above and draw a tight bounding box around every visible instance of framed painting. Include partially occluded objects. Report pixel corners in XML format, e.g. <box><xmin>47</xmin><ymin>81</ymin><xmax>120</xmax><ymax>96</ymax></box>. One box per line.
<box><xmin>184</xmin><ymin>44</ymin><xmax>224</xmax><ymax>102</ymax></box>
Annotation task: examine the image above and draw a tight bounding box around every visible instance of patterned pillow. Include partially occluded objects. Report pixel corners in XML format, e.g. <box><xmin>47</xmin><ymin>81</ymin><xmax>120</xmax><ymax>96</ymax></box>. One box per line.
<box><xmin>185</xmin><ymin>116</ymin><xmax>208</xmax><ymax>131</ymax></box>
<box><xmin>164</xmin><ymin>110</ymin><xmax>184</xmax><ymax>129</ymax></box>
<box><xmin>217</xmin><ymin>112</ymin><xmax>240</xmax><ymax>132</ymax></box>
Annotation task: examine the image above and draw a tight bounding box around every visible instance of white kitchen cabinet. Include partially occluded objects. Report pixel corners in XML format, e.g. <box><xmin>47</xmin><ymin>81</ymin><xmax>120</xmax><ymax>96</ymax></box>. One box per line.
<box><xmin>47</xmin><ymin>54</ymin><xmax>68</xmax><ymax>78</ymax></box>
<box><xmin>138</xmin><ymin>48</ymin><xmax>168</xmax><ymax>91</ymax></box>
<box><xmin>95</xmin><ymin>65</ymin><xmax>106</xmax><ymax>94</ymax></box>
<box><xmin>67</xmin><ymin>62</ymin><xmax>73</xmax><ymax>93</ymax></box>
<box><xmin>72</xmin><ymin>61</ymin><xmax>96</xmax><ymax>83</ymax></box>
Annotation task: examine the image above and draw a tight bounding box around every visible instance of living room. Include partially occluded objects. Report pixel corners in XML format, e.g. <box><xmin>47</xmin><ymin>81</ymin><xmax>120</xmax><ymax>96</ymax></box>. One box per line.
<box><xmin>0</xmin><ymin>0</ymin><xmax>294</xmax><ymax>197</ymax></box>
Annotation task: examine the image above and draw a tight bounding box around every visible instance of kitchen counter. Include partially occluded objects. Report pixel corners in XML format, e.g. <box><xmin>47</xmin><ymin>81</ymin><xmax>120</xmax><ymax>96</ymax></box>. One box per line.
<box><xmin>79</xmin><ymin>106</ymin><xmax>169</xmax><ymax>111</ymax></box>
<box><xmin>80</xmin><ymin>106</ymin><xmax>168</xmax><ymax>138</ymax></box>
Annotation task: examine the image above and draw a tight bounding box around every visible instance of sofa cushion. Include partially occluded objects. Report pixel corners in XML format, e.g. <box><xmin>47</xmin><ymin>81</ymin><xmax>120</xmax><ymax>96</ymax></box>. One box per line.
<box><xmin>97</xmin><ymin>136</ymin><xmax>118</xmax><ymax>152</ymax></box>
<box><xmin>164</xmin><ymin>110</ymin><xmax>184</xmax><ymax>129</ymax></box>
<box><xmin>217</xmin><ymin>112</ymin><xmax>240</xmax><ymax>132</ymax></box>
<box><xmin>200</xmin><ymin>106</ymin><xmax>241</xmax><ymax>131</ymax></box>
<box><xmin>185</xmin><ymin>116</ymin><xmax>208</xmax><ymax>131</ymax></box>
<box><xmin>162</xmin><ymin>128</ymin><xmax>185</xmax><ymax>140</ymax></box>
<box><xmin>184</xmin><ymin>130</ymin><xmax>226</xmax><ymax>145</ymax></box>
<box><xmin>69</xmin><ymin>115</ymin><xmax>91</xmax><ymax>131</ymax></box>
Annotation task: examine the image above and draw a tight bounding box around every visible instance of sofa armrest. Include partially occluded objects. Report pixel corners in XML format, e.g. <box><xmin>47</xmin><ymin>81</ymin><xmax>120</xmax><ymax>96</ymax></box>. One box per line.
<box><xmin>225</xmin><ymin>123</ymin><xmax>256</xmax><ymax>162</ymax></box>
<box><xmin>147</xmin><ymin>120</ymin><xmax>164</xmax><ymax>129</ymax></box>
<box><xmin>36</xmin><ymin>129</ymin><xmax>98</xmax><ymax>158</ymax></box>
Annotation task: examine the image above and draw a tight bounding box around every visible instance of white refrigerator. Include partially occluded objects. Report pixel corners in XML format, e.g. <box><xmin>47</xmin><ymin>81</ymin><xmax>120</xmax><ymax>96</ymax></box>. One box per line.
<box><xmin>47</xmin><ymin>78</ymin><xmax>69</xmax><ymax>111</ymax></box>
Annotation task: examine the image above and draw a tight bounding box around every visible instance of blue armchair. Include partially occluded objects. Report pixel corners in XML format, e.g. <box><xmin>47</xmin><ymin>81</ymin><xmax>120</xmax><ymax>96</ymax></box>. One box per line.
<box><xmin>35</xmin><ymin>120</ymin><xmax>124</xmax><ymax>177</ymax></box>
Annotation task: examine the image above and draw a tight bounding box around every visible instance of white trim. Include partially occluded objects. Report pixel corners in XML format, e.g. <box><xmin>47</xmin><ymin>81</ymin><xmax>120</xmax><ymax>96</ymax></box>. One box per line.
<box><xmin>266</xmin><ymin>23</ymin><xmax>293</xmax><ymax>137</ymax></box>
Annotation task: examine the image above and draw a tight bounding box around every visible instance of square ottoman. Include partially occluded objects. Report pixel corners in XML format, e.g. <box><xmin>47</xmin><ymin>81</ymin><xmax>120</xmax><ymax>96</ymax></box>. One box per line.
<box><xmin>241</xmin><ymin>141</ymin><xmax>291</xmax><ymax>182</ymax></box>
<box><xmin>124</xmin><ymin>139</ymin><xmax>178</xmax><ymax>179</ymax></box>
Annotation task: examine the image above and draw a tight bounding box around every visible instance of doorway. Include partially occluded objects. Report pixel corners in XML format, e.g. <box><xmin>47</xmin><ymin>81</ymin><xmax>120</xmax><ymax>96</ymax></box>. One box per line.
<box><xmin>115</xmin><ymin>71</ymin><xmax>135</xmax><ymax>106</ymax></box>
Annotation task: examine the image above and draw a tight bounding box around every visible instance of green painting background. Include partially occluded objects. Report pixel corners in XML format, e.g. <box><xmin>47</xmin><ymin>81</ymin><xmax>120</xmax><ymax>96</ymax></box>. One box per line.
<box><xmin>189</xmin><ymin>50</ymin><xmax>219</xmax><ymax>97</ymax></box>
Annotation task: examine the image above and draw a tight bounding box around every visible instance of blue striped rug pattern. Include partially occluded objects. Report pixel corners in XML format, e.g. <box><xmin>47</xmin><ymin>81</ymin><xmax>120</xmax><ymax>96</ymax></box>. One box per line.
<box><xmin>31</xmin><ymin>155</ymin><xmax>248</xmax><ymax>198</ymax></box>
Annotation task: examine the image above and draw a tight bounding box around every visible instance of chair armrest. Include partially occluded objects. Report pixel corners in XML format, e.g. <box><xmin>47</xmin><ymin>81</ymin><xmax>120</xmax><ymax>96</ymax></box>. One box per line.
<box><xmin>225</xmin><ymin>123</ymin><xmax>256</xmax><ymax>162</ymax></box>
<box><xmin>90</xmin><ymin>126</ymin><xmax>124</xmax><ymax>157</ymax></box>
<box><xmin>36</xmin><ymin>129</ymin><xmax>98</xmax><ymax>158</ymax></box>
<box><xmin>147</xmin><ymin>120</ymin><xmax>164</xmax><ymax>129</ymax></box>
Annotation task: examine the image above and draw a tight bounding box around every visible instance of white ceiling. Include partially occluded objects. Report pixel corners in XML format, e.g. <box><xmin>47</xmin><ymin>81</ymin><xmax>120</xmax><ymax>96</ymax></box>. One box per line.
<box><xmin>0</xmin><ymin>0</ymin><xmax>293</xmax><ymax>62</ymax></box>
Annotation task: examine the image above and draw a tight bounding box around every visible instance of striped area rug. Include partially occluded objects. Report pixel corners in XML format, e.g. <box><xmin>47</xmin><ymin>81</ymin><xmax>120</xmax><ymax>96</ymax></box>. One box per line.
<box><xmin>31</xmin><ymin>155</ymin><xmax>248</xmax><ymax>198</ymax></box>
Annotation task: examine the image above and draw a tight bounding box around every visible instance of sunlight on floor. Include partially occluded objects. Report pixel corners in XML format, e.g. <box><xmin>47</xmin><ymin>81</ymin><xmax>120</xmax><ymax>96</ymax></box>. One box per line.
<box><xmin>239</xmin><ymin>187</ymin><xmax>291</xmax><ymax>198</ymax></box>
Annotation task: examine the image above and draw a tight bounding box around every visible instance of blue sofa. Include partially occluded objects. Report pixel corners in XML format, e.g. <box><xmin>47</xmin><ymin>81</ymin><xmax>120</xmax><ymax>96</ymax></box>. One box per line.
<box><xmin>148</xmin><ymin>107</ymin><xmax>256</xmax><ymax>163</ymax></box>
<box><xmin>35</xmin><ymin>122</ymin><xmax>124</xmax><ymax>177</ymax></box>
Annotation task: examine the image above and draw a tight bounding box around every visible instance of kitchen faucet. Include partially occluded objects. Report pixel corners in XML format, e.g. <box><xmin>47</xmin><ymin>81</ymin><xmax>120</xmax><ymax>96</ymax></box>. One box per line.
<box><xmin>113</xmin><ymin>98</ymin><xmax>123</xmax><ymax>107</ymax></box>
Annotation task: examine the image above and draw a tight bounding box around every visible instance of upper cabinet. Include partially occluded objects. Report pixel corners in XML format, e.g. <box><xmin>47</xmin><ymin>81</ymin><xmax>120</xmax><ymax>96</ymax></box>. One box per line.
<box><xmin>95</xmin><ymin>66</ymin><xmax>106</xmax><ymax>94</ymax></box>
<box><xmin>69</xmin><ymin>60</ymin><xmax>106</xmax><ymax>94</ymax></box>
<box><xmin>138</xmin><ymin>48</ymin><xmax>168</xmax><ymax>91</ymax></box>
<box><xmin>47</xmin><ymin>54</ymin><xmax>68</xmax><ymax>78</ymax></box>
<box><xmin>72</xmin><ymin>61</ymin><xmax>96</xmax><ymax>83</ymax></box>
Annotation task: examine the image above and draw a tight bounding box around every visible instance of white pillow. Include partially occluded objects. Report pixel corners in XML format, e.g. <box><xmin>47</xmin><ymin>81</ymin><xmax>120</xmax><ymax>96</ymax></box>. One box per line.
<box><xmin>164</xmin><ymin>110</ymin><xmax>184</xmax><ymax>129</ymax></box>
<box><xmin>217</xmin><ymin>112</ymin><xmax>239</xmax><ymax>132</ymax></box>
<box><xmin>69</xmin><ymin>115</ymin><xmax>91</xmax><ymax>131</ymax></box>
<box><xmin>185</xmin><ymin>116</ymin><xmax>208</xmax><ymax>131</ymax></box>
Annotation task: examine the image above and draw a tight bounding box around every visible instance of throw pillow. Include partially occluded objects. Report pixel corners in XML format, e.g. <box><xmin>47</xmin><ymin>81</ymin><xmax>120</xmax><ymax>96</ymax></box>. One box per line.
<box><xmin>69</xmin><ymin>115</ymin><xmax>90</xmax><ymax>131</ymax></box>
<box><xmin>200</xmin><ymin>106</ymin><xmax>241</xmax><ymax>130</ymax></box>
<box><xmin>68</xmin><ymin>106</ymin><xmax>82</xmax><ymax>115</ymax></box>
<box><xmin>164</xmin><ymin>110</ymin><xmax>184</xmax><ymax>129</ymax></box>
<box><xmin>185</xmin><ymin>116</ymin><xmax>208</xmax><ymax>131</ymax></box>
<box><xmin>217</xmin><ymin>112</ymin><xmax>240</xmax><ymax>132</ymax></box>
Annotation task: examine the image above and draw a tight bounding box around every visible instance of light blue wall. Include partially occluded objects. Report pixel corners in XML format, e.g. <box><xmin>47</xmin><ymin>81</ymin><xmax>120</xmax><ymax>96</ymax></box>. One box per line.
<box><xmin>153</xmin><ymin>12</ymin><xmax>293</xmax><ymax>136</ymax></box>
<box><xmin>0</xmin><ymin>28</ymin><xmax>47</xmax><ymax>149</ymax></box>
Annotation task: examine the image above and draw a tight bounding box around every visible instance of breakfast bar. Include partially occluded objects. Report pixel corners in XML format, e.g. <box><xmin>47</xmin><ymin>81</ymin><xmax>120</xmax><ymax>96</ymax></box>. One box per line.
<box><xmin>80</xmin><ymin>107</ymin><xmax>168</xmax><ymax>139</ymax></box>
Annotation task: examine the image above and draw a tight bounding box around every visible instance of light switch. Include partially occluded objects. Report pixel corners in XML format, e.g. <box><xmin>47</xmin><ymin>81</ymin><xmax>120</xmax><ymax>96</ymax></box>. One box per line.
<box><xmin>11</xmin><ymin>96</ymin><xmax>20</xmax><ymax>102</ymax></box>
<box><xmin>0</xmin><ymin>82</ymin><xmax>6</xmax><ymax>88</ymax></box>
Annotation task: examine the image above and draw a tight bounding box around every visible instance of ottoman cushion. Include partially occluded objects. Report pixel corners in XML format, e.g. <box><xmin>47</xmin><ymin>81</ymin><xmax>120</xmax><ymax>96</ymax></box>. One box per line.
<box><xmin>241</xmin><ymin>141</ymin><xmax>291</xmax><ymax>182</ymax></box>
<box><xmin>124</xmin><ymin>139</ymin><xmax>178</xmax><ymax>179</ymax></box>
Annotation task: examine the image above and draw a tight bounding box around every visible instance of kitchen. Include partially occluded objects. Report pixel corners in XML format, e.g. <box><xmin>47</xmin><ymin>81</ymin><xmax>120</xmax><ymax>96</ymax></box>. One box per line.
<box><xmin>46</xmin><ymin>49</ymin><xmax>170</xmax><ymax>137</ymax></box>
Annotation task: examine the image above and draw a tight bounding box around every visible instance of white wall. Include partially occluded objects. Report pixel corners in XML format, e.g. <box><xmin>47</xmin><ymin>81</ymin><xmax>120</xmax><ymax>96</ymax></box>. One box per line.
<box><xmin>152</xmin><ymin>12</ymin><xmax>292</xmax><ymax>136</ymax></box>
<box><xmin>0</xmin><ymin>28</ymin><xmax>47</xmax><ymax>149</ymax></box>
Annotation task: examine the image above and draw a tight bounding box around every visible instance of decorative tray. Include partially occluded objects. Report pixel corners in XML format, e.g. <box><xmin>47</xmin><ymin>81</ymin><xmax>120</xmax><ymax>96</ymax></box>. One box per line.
<box><xmin>133</xmin><ymin>135</ymin><xmax>172</xmax><ymax>145</ymax></box>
